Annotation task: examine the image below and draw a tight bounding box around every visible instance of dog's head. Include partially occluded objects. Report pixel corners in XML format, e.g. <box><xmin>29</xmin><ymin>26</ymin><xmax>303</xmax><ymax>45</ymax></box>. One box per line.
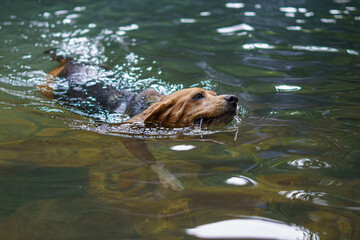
<box><xmin>127</xmin><ymin>87</ymin><xmax>238</xmax><ymax>127</ymax></box>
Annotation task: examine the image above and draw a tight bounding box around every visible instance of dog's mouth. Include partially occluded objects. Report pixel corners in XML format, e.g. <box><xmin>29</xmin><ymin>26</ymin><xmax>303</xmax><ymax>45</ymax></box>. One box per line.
<box><xmin>194</xmin><ymin>116</ymin><xmax>214</xmax><ymax>125</ymax></box>
<box><xmin>193</xmin><ymin>110</ymin><xmax>237</xmax><ymax>126</ymax></box>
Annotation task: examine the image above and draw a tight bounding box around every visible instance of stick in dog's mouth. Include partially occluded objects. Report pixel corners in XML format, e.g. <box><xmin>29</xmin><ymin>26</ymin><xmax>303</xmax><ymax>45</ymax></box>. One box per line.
<box><xmin>193</xmin><ymin>109</ymin><xmax>238</xmax><ymax>126</ymax></box>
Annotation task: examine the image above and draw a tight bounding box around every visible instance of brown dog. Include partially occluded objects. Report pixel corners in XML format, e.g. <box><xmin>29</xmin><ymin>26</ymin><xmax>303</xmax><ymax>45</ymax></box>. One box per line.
<box><xmin>40</xmin><ymin>51</ymin><xmax>238</xmax><ymax>190</ymax></box>
<box><xmin>127</xmin><ymin>88</ymin><xmax>238</xmax><ymax>127</ymax></box>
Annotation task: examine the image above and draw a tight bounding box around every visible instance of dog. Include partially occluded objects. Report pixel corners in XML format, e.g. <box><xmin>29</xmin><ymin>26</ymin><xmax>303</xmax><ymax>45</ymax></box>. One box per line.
<box><xmin>39</xmin><ymin>50</ymin><xmax>239</xmax><ymax>190</ymax></box>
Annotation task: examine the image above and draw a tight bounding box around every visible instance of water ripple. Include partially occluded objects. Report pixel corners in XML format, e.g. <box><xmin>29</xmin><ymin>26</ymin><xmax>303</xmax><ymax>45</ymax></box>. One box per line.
<box><xmin>287</xmin><ymin>158</ymin><xmax>331</xmax><ymax>169</ymax></box>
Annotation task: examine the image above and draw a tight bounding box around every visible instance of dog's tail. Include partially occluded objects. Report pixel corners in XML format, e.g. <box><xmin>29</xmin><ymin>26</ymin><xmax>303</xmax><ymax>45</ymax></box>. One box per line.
<box><xmin>44</xmin><ymin>49</ymin><xmax>72</xmax><ymax>64</ymax></box>
<box><xmin>40</xmin><ymin>49</ymin><xmax>71</xmax><ymax>99</ymax></box>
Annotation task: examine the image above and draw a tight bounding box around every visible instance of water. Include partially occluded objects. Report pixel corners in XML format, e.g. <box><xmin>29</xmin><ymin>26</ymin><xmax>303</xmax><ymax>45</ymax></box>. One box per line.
<box><xmin>1</xmin><ymin>0</ymin><xmax>359</xmax><ymax>239</ymax></box>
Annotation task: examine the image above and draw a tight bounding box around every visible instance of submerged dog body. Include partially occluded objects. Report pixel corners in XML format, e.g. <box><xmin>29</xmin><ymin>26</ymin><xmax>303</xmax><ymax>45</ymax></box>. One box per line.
<box><xmin>41</xmin><ymin>59</ymin><xmax>162</xmax><ymax>119</ymax></box>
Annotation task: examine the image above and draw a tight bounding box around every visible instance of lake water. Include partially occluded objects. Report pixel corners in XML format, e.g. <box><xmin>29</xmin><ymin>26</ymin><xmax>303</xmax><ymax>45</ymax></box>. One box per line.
<box><xmin>1</xmin><ymin>0</ymin><xmax>360</xmax><ymax>239</ymax></box>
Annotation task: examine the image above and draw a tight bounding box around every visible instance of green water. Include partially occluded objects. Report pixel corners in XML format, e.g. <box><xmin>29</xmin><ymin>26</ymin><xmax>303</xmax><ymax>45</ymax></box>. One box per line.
<box><xmin>1</xmin><ymin>0</ymin><xmax>360</xmax><ymax>239</ymax></box>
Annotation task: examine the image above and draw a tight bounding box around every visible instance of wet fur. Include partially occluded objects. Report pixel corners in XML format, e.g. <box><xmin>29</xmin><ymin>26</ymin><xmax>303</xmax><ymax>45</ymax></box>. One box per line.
<box><xmin>127</xmin><ymin>88</ymin><xmax>238</xmax><ymax>127</ymax></box>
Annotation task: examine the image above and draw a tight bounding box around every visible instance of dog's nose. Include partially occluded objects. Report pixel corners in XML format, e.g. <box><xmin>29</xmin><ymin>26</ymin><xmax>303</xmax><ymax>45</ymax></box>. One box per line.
<box><xmin>225</xmin><ymin>95</ymin><xmax>238</xmax><ymax>105</ymax></box>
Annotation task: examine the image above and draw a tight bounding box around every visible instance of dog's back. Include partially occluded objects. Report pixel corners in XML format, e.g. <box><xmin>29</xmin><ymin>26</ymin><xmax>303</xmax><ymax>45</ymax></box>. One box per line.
<box><xmin>43</xmin><ymin>53</ymin><xmax>161</xmax><ymax>118</ymax></box>
<box><xmin>54</xmin><ymin>61</ymin><xmax>134</xmax><ymax>114</ymax></box>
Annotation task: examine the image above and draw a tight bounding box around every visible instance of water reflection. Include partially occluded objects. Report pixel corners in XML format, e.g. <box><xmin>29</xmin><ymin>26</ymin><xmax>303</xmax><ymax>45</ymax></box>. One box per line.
<box><xmin>217</xmin><ymin>23</ymin><xmax>254</xmax><ymax>34</ymax></box>
<box><xmin>287</xmin><ymin>158</ymin><xmax>331</xmax><ymax>169</ymax></box>
<box><xmin>170</xmin><ymin>144</ymin><xmax>196</xmax><ymax>151</ymax></box>
<box><xmin>292</xmin><ymin>45</ymin><xmax>339</xmax><ymax>52</ymax></box>
<box><xmin>226</xmin><ymin>175</ymin><xmax>258</xmax><ymax>186</ymax></box>
<box><xmin>242</xmin><ymin>43</ymin><xmax>274</xmax><ymax>50</ymax></box>
<box><xmin>225</xmin><ymin>3</ymin><xmax>245</xmax><ymax>9</ymax></box>
<box><xmin>187</xmin><ymin>217</ymin><xmax>318</xmax><ymax>239</ymax></box>
<box><xmin>275</xmin><ymin>85</ymin><xmax>302</xmax><ymax>92</ymax></box>
<box><xmin>180</xmin><ymin>18</ymin><xmax>196</xmax><ymax>24</ymax></box>
<box><xmin>279</xmin><ymin>190</ymin><xmax>327</xmax><ymax>203</ymax></box>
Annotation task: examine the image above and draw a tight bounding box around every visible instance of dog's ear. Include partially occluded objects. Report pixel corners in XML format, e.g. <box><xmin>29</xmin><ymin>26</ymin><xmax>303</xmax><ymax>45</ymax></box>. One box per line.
<box><xmin>159</xmin><ymin>95</ymin><xmax>170</xmax><ymax>102</ymax></box>
<box><xmin>127</xmin><ymin>97</ymin><xmax>187</xmax><ymax>126</ymax></box>
<box><xmin>143</xmin><ymin>101</ymin><xmax>174</xmax><ymax>123</ymax></box>
<box><xmin>127</xmin><ymin>100</ymin><xmax>173</xmax><ymax>124</ymax></box>
<box><xmin>156</xmin><ymin>101</ymin><xmax>186</xmax><ymax>124</ymax></box>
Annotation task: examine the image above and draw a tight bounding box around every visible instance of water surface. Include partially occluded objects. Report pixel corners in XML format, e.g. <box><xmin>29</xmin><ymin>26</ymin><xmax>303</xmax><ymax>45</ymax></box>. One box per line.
<box><xmin>0</xmin><ymin>0</ymin><xmax>360</xmax><ymax>239</ymax></box>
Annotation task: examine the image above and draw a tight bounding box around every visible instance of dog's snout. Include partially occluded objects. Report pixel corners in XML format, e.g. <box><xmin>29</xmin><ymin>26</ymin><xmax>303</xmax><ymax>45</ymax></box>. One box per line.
<box><xmin>225</xmin><ymin>95</ymin><xmax>238</xmax><ymax>105</ymax></box>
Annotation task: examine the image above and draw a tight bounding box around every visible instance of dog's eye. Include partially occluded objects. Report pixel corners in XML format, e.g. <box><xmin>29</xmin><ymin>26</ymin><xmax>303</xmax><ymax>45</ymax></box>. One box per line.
<box><xmin>192</xmin><ymin>93</ymin><xmax>205</xmax><ymax>100</ymax></box>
